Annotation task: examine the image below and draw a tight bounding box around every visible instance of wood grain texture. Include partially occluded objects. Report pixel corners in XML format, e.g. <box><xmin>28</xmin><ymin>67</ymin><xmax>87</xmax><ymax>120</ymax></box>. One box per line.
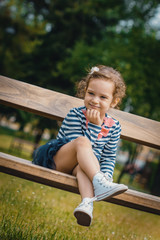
<box><xmin>0</xmin><ymin>75</ymin><xmax>160</xmax><ymax>149</ymax></box>
<box><xmin>0</xmin><ymin>75</ymin><xmax>82</xmax><ymax>121</ymax></box>
<box><xmin>0</xmin><ymin>152</ymin><xmax>160</xmax><ymax>215</ymax></box>
<box><xmin>0</xmin><ymin>152</ymin><xmax>78</xmax><ymax>194</ymax></box>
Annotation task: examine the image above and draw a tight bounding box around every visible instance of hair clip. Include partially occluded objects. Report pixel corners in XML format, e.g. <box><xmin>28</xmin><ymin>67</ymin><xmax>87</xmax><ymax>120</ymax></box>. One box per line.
<box><xmin>90</xmin><ymin>66</ymin><xmax>99</xmax><ymax>74</ymax></box>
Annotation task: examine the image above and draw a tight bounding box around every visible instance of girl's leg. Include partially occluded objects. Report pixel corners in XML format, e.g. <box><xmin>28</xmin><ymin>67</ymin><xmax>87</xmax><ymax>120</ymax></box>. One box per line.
<box><xmin>54</xmin><ymin>136</ymin><xmax>100</xmax><ymax>181</ymax></box>
<box><xmin>54</xmin><ymin>136</ymin><xmax>127</xmax><ymax>226</ymax></box>
<box><xmin>54</xmin><ymin>136</ymin><xmax>97</xmax><ymax>227</ymax></box>
<box><xmin>72</xmin><ymin>164</ymin><xmax>94</xmax><ymax>227</ymax></box>
<box><xmin>72</xmin><ymin>165</ymin><xmax>94</xmax><ymax>199</ymax></box>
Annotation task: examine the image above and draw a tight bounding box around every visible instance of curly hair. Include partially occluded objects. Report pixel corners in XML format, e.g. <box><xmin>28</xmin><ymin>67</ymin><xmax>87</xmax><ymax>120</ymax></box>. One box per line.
<box><xmin>76</xmin><ymin>65</ymin><xmax>126</xmax><ymax>109</ymax></box>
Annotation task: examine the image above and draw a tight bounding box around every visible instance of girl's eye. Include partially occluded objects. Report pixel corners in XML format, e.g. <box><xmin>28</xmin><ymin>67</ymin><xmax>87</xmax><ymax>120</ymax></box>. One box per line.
<box><xmin>88</xmin><ymin>92</ymin><xmax>94</xmax><ymax>95</ymax></box>
<box><xmin>101</xmin><ymin>96</ymin><xmax>107</xmax><ymax>99</ymax></box>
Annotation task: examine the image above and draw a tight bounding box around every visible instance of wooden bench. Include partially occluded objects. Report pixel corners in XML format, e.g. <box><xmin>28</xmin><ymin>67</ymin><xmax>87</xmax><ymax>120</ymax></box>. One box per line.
<box><xmin>0</xmin><ymin>75</ymin><xmax>160</xmax><ymax>215</ymax></box>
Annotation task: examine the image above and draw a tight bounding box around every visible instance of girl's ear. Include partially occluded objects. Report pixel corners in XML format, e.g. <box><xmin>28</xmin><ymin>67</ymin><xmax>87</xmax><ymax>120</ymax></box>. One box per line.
<box><xmin>111</xmin><ymin>98</ymin><xmax>120</xmax><ymax>108</ymax></box>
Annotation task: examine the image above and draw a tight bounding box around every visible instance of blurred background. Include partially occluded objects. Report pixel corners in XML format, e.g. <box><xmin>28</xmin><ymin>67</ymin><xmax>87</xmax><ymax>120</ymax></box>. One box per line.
<box><xmin>0</xmin><ymin>0</ymin><xmax>160</xmax><ymax>196</ymax></box>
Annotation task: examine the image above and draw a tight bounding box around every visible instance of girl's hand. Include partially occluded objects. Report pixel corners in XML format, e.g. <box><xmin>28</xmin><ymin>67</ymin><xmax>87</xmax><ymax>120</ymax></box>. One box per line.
<box><xmin>86</xmin><ymin>109</ymin><xmax>102</xmax><ymax>126</ymax></box>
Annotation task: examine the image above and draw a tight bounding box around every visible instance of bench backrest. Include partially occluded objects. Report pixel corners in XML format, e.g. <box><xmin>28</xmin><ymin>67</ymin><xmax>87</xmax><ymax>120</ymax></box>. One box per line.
<box><xmin>0</xmin><ymin>75</ymin><xmax>160</xmax><ymax>150</ymax></box>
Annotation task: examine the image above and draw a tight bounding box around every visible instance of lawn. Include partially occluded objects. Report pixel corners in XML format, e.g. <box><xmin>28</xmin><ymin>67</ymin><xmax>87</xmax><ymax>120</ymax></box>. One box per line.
<box><xmin>0</xmin><ymin>127</ymin><xmax>160</xmax><ymax>239</ymax></box>
<box><xmin>1</xmin><ymin>173</ymin><xmax>160</xmax><ymax>240</ymax></box>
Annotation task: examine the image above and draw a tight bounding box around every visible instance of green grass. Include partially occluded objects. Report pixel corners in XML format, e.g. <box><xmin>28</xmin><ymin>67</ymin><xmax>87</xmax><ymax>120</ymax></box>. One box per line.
<box><xmin>0</xmin><ymin>126</ymin><xmax>47</xmax><ymax>161</ymax></box>
<box><xmin>1</xmin><ymin>173</ymin><xmax>160</xmax><ymax>240</ymax></box>
<box><xmin>0</xmin><ymin>127</ymin><xmax>160</xmax><ymax>239</ymax></box>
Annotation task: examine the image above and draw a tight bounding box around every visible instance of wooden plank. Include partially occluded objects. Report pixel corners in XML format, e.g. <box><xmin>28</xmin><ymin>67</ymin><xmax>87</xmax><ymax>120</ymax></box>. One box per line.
<box><xmin>0</xmin><ymin>152</ymin><xmax>160</xmax><ymax>215</ymax></box>
<box><xmin>0</xmin><ymin>75</ymin><xmax>160</xmax><ymax>149</ymax></box>
<box><xmin>0</xmin><ymin>152</ymin><xmax>78</xmax><ymax>194</ymax></box>
<box><xmin>109</xmin><ymin>108</ymin><xmax>160</xmax><ymax>149</ymax></box>
<box><xmin>0</xmin><ymin>75</ymin><xmax>82</xmax><ymax>121</ymax></box>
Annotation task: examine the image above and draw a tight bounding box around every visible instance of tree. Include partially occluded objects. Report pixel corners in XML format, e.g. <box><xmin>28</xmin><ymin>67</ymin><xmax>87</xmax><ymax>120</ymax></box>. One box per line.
<box><xmin>0</xmin><ymin>0</ymin><xmax>160</xmax><ymax>120</ymax></box>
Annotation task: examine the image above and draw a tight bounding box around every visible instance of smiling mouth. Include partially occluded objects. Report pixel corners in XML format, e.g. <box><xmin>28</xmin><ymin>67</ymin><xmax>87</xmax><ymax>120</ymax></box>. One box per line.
<box><xmin>89</xmin><ymin>104</ymin><xmax>100</xmax><ymax>109</ymax></box>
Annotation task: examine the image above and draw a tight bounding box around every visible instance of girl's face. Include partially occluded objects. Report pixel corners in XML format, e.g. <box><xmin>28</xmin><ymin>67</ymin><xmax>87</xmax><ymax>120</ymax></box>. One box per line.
<box><xmin>84</xmin><ymin>78</ymin><xmax>116</xmax><ymax>119</ymax></box>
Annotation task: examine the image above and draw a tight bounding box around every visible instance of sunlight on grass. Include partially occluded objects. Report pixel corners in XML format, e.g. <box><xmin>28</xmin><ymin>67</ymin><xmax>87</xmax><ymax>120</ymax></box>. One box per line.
<box><xmin>0</xmin><ymin>173</ymin><xmax>160</xmax><ymax>240</ymax></box>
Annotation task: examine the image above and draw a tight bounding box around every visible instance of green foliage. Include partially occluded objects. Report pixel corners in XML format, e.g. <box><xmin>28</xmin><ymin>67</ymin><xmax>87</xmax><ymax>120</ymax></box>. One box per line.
<box><xmin>0</xmin><ymin>0</ymin><xmax>160</xmax><ymax>120</ymax></box>
<box><xmin>0</xmin><ymin>0</ymin><xmax>45</xmax><ymax>78</ymax></box>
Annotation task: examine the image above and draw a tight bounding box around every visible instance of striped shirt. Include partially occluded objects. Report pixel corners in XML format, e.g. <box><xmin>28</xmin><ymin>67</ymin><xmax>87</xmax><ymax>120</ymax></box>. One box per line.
<box><xmin>57</xmin><ymin>106</ymin><xmax>121</xmax><ymax>177</ymax></box>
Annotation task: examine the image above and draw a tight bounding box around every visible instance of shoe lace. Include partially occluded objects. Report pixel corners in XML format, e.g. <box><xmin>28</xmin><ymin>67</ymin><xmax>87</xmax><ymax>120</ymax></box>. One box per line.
<box><xmin>104</xmin><ymin>172</ymin><xmax>113</xmax><ymax>182</ymax></box>
<box><xmin>80</xmin><ymin>197</ymin><xmax>97</xmax><ymax>207</ymax></box>
<box><xmin>97</xmin><ymin>172</ymin><xmax>113</xmax><ymax>189</ymax></box>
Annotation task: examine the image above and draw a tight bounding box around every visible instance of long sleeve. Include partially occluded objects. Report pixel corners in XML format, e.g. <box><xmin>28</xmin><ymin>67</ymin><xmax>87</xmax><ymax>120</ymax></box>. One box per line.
<box><xmin>57</xmin><ymin>108</ymin><xmax>83</xmax><ymax>140</ymax></box>
<box><xmin>99</xmin><ymin>122</ymin><xmax>121</xmax><ymax>178</ymax></box>
<box><xmin>57</xmin><ymin>107</ymin><xmax>102</xmax><ymax>144</ymax></box>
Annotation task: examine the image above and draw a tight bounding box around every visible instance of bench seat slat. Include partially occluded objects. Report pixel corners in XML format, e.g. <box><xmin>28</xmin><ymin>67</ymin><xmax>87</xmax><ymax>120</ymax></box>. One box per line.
<box><xmin>0</xmin><ymin>75</ymin><xmax>160</xmax><ymax>149</ymax></box>
<box><xmin>0</xmin><ymin>152</ymin><xmax>160</xmax><ymax>215</ymax></box>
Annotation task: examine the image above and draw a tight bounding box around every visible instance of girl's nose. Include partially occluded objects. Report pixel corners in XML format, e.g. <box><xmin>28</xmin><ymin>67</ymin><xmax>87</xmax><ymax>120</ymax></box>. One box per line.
<box><xmin>92</xmin><ymin>96</ymin><xmax>99</xmax><ymax>103</ymax></box>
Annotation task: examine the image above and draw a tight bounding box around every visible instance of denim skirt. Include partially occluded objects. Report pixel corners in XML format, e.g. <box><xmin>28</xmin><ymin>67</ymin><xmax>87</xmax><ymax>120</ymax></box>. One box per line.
<box><xmin>32</xmin><ymin>137</ymin><xmax>69</xmax><ymax>170</ymax></box>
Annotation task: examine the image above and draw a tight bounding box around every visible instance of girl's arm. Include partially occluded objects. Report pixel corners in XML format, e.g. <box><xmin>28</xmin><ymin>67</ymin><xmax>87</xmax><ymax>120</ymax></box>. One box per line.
<box><xmin>99</xmin><ymin>123</ymin><xmax>121</xmax><ymax>178</ymax></box>
<box><xmin>57</xmin><ymin>108</ymin><xmax>102</xmax><ymax>143</ymax></box>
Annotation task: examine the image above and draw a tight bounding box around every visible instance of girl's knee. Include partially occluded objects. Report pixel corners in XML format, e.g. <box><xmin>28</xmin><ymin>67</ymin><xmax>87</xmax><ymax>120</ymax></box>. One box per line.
<box><xmin>75</xmin><ymin>136</ymin><xmax>91</xmax><ymax>148</ymax></box>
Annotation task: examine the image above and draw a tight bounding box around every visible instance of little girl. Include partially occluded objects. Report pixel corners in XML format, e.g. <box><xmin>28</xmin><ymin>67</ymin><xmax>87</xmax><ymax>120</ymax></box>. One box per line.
<box><xmin>33</xmin><ymin>65</ymin><xmax>128</xmax><ymax>227</ymax></box>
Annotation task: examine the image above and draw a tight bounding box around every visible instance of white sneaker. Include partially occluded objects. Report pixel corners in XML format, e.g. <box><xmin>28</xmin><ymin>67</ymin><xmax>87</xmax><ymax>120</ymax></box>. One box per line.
<box><xmin>74</xmin><ymin>198</ymin><xmax>94</xmax><ymax>227</ymax></box>
<box><xmin>93</xmin><ymin>172</ymin><xmax>128</xmax><ymax>201</ymax></box>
